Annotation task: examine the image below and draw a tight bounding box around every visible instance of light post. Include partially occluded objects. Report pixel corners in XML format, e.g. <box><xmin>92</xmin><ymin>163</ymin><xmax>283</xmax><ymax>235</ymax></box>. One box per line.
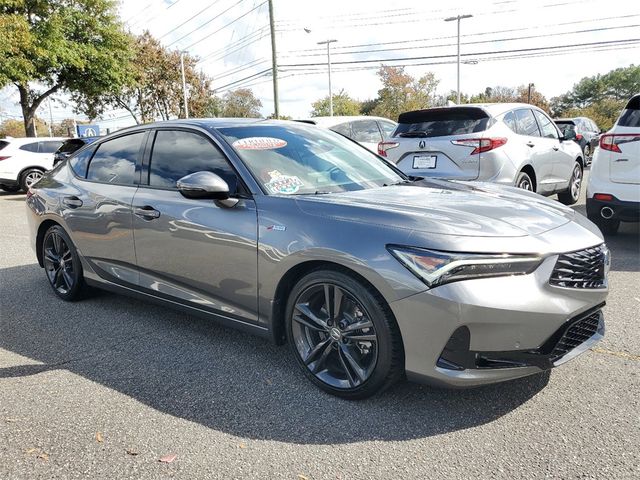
<box><xmin>445</xmin><ymin>14</ymin><xmax>473</xmax><ymax>104</ymax></box>
<box><xmin>180</xmin><ymin>51</ymin><xmax>189</xmax><ymax>119</ymax></box>
<box><xmin>317</xmin><ymin>39</ymin><xmax>338</xmax><ymax>116</ymax></box>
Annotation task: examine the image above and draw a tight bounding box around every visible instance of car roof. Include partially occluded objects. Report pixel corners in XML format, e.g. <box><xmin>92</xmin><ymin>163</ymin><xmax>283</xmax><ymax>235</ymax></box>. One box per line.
<box><xmin>109</xmin><ymin>118</ymin><xmax>327</xmax><ymax>135</ymax></box>
<box><xmin>299</xmin><ymin>116</ymin><xmax>396</xmax><ymax>127</ymax></box>
<box><xmin>1</xmin><ymin>136</ymin><xmax>68</xmax><ymax>144</ymax></box>
<box><xmin>400</xmin><ymin>103</ymin><xmax>544</xmax><ymax>120</ymax></box>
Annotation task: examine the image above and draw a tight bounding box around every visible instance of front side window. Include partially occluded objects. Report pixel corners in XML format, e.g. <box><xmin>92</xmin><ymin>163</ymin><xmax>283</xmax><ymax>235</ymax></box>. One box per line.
<box><xmin>351</xmin><ymin>120</ymin><xmax>382</xmax><ymax>143</ymax></box>
<box><xmin>533</xmin><ymin>111</ymin><xmax>558</xmax><ymax>139</ymax></box>
<box><xmin>86</xmin><ymin>133</ymin><xmax>144</xmax><ymax>185</ymax></box>
<box><xmin>148</xmin><ymin>130</ymin><xmax>237</xmax><ymax>190</ymax></box>
<box><xmin>515</xmin><ymin>109</ymin><xmax>541</xmax><ymax>137</ymax></box>
<box><xmin>218</xmin><ymin>124</ymin><xmax>404</xmax><ymax>195</ymax></box>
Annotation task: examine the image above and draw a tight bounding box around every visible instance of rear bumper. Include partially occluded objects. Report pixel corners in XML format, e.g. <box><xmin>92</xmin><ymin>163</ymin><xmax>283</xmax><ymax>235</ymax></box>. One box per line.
<box><xmin>587</xmin><ymin>196</ymin><xmax>640</xmax><ymax>223</ymax></box>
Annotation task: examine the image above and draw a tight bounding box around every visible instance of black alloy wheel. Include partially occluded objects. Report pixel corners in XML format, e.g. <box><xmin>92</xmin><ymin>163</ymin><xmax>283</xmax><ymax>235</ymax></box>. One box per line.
<box><xmin>43</xmin><ymin>226</ymin><xmax>86</xmax><ymax>300</ymax></box>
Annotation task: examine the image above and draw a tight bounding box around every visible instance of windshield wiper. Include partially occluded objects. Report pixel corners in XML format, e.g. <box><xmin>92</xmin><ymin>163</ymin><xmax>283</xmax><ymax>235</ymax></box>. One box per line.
<box><xmin>398</xmin><ymin>132</ymin><xmax>427</xmax><ymax>138</ymax></box>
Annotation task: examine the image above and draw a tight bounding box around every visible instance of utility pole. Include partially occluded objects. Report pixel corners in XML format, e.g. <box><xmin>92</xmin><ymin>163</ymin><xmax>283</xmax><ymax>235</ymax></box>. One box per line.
<box><xmin>445</xmin><ymin>14</ymin><xmax>473</xmax><ymax>104</ymax></box>
<box><xmin>527</xmin><ymin>83</ymin><xmax>534</xmax><ymax>103</ymax></box>
<box><xmin>180</xmin><ymin>52</ymin><xmax>189</xmax><ymax>119</ymax></box>
<box><xmin>268</xmin><ymin>0</ymin><xmax>279</xmax><ymax>118</ymax></box>
<box><xmin>47</xmin><ymin>97</ymin><xmax>54</xmax><ymax>137</ymax></box>
<box><xmin>318</xmin><ymin>39</ymin><xmax>338</xmax><ymax>116</ymax></box>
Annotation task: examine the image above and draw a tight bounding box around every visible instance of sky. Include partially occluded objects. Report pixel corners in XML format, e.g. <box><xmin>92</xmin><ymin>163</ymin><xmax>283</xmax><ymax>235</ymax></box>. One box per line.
<box><xmin>1</xmin><ymin>0</ymin><xmax>639</xmax><ymax>129</ymax></box>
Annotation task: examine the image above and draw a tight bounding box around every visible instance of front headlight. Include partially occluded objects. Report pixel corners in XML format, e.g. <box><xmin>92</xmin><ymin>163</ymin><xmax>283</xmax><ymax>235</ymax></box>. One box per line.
<box><xmin>387</xmin><ymin>245</ymin><xmax>543</xmax><ymax>288</ymax></box>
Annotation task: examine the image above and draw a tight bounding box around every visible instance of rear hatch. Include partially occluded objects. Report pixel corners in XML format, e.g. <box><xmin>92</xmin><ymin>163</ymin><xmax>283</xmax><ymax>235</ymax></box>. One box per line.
<box><xmin>604</xmin><ymin>95</ymin><xmax>640</xmax><ymax>184</ymax></box>
<box><xmin>389</xmin><ymin>107</ymin><xmax>494</xmax><ymax>180</ymax></box>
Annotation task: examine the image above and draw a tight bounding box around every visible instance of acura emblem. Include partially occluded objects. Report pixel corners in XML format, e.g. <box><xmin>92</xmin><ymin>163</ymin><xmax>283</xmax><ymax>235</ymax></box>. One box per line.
<box><xmin>419</xmin><ymin>140</ymin><xmax>426</xmax><ymax>149</ymax></box>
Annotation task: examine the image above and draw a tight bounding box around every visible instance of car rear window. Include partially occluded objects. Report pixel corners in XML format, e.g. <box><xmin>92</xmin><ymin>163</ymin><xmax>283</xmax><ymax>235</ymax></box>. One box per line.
<box><xmin>58</xmin><ymin>139</ymin><xmax>86</xmax><ymax>154</ymax></box>
<box><xmin>395</xmin><ymin>107</ymin><xmax>492</xmax><ymax>138</ymax></box>
<box><xmin>618</xmin><ymin>95</ymin><xmax>640</xmax><ymax>128</ymax></box>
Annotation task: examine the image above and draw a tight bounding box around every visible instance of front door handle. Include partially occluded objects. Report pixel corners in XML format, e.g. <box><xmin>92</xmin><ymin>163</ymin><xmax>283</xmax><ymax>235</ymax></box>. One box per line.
<box><xmin>552</xmin><ymin>145</ymin><xmax>559</xmax><ymax>151</ymax></box>
<box><xmin>134</xmin><ymin>206</ymin><xmax>160</xmax><ymax>220</ymax></box>
<box><xmin>526</xmin><ymin>141</ymin><xmax>535</xmax><ymax>148</ymax></box>
<box><xmin>62</xmin><ymin>196</ymin><xmax>83</xmax><ymax>208</ymax></box>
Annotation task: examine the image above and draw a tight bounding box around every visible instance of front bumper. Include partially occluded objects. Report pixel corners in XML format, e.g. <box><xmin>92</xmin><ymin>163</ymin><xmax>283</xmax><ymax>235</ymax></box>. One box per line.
<box><xmin>587</xmin><ymin>196</ymin><xmax>640</xmax><ymax>223</ymax></box>
<box><xmin>389</xmin><ymin>254</ymin><xmax>607</xmax><ymax>388</ymax></box>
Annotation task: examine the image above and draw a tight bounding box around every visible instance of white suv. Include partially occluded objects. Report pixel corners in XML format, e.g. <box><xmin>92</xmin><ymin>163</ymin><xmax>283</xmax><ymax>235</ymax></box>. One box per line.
<box><xmin>378</xmin><ymin>103</ymin><xmax>584</xmax><ymax>204</ymax></box>
<box><xmin>587</xmin><ymin>94</ymin><xmax>640</xmax><ymax>234</ymax></box>
<box><xmin>0</xmin><ymin>137</ymin><xmax>67</xmax><ymax>192</ymax></box>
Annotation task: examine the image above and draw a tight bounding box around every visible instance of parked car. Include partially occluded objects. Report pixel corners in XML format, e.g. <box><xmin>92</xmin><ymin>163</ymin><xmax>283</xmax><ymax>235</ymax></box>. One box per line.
<box><xmin>296</xmin><ymin>116</ymin><xmax>397</xmax><ymax>152</ymax></box>
<box><xmin>26</xmin><ymin>119</ymin><xmax>608</xmax><ymax>399</ymax></box>
<box><xmin>53</xmin><ymin>136</ymin><xmax>101</xmax><ymax>166</ymax></box>
<box><xmin>554</xmin><ymin>117</ymin><xmax>600</xmax><ymax>164</ymax></box>
<box><xmin>378</xmin><ymin>104</ymin><xmax>585</xmax><ymax>205</ymax></box>
<box><xmin>587</xmin><ymin>94</ymin><xmax>640</xmax><ymax>234</ymax></box>
<box><xmin>0</xmin><ymin>137</ymin><xmax>68</xmax><ymax>192</ymax></box>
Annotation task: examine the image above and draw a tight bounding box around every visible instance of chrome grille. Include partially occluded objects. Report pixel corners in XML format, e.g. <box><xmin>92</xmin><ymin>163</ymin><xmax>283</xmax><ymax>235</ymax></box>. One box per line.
<box><xmin>550</xmin><ymin>312</ymin><xmax>601</xmax><ymax>361</ymax></box>
<box><xmin>549</xmin><ymin>244</ymin><xmax>608</xmax><ymax>289</ymax></box>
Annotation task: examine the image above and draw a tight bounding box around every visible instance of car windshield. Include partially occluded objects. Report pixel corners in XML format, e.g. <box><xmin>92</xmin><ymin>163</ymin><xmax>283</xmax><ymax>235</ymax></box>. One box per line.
<box><xmin>218</xmin><ymin>124</ymin><xmax>405</xmax><ymax>195</ymax></box>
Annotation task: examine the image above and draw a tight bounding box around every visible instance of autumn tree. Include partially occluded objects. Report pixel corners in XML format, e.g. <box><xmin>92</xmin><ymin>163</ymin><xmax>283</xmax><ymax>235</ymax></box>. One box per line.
<box><xmin>371</xmin><ymin>66</ymin><xmax>439</xmax><ymax>120</ymax></box>
<box><xmin>219</xmin><ymin>88</ymin><xmax>262</xmax><ymax>118</ymax></box>
<box><xmin>310</xmin><ymin>89</ymin><xmax>361</xmax><ymax>116</ymax></box>
<box><xmin>0</xmin><ymin>0</ymin><xmax>133</xmax><ymax>136</ymax></box>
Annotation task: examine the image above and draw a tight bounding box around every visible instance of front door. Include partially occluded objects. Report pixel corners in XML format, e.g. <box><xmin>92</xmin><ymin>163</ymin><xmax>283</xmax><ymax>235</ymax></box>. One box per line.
<box><xmin>131</xmin><ymin>128</ymin><xmax>259</xmax><ymax>323</ymax></box>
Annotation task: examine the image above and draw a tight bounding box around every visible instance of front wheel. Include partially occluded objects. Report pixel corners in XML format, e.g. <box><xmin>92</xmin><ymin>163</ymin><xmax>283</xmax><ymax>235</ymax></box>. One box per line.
<box><xmin>286</xmin><ymin>269</ymin><xmax>404</xmax><ymax>399</ymax></box>
<box><xmin>557</xmin><ymin>162</ymin><xmax>583</xmax><ymax>205</ymax></box>
<box><xmin>42</xmin><ymin>225</ymin><xmax>87</xmax><ymax>301</ymax></box>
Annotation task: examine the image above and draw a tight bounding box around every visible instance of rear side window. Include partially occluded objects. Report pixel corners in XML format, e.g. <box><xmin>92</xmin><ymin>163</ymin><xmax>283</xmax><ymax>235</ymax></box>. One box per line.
<box><xmin>19</xmin><ymin>142</ymin><xmax>39</xmax><ymax>152</ymax></box>
<box><xmin>330</xmin><ymin>122</ymin><xmax>352</xmax><ymax>137</ymax></box>
<box><xmin>396</xmin><ymin>107</ymin><xmax>492</xmax><ymax>138</ymax></box>
<box><xmin>148</xmin><ymin>130</ymin><xmax>237</xmax><ymax>190</ymax></box>
<box><xmin>69</xmin><ymin>147</ymin><xmax>95</xmax><ymax>178</ymax></box>
<box><xmin>39</xmin><ymin>141</ymin><xmax>64</xmax><ymax>153</ymax></box>
<box><xmin>87</xmin><ymin>133</ymin><xmax>144</xmax><ymax>185</ymax></box>
<box><xmin>515</xmin><ymin>109</ymin><xmax>541</xmax><ymax>137</ymax></box>
<box><xmin>351</xmin><ymin>120</ymin><xmax>382</xmax><ymax>143</ymax></box>
<box><xmin>533</xmin><ymin>111</ymin><xmax>558</xmax><ymax>139</ymax></box>
<box><xmin>618</xmin><ymin>96</ymin><xmax>640</xmax><ymax>127</ymax></box>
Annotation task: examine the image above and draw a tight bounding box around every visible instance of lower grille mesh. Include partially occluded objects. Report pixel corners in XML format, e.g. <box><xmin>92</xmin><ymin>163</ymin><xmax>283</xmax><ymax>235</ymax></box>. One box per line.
<box><xmin>550</xmin><ymin>312</ymin><xmax>601</xmax><ymax>361</ymax></box>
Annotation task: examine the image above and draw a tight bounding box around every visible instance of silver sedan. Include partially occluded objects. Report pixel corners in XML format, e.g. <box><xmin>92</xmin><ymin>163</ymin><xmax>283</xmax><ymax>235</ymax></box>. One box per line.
<box><xmin>26</xmin><ymin>119</ymin><xmax>609</xmax><ymax>399</ymax></box>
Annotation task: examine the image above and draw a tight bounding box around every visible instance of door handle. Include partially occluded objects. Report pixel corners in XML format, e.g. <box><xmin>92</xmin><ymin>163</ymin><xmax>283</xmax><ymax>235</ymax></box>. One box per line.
<box><xmin>62</xmin><ymin>196</ymin><xmax>83</xmax><ymax>208</ymax></box>
<box><xmin>553</xmin><ymin>145</ymin><xmax>559</xmax><ymax>151</ymax></box>
<box><xmin>134</xmin><ymin>206</ymin><xmax>160</xmax><ymax>220</ymax></box>
<box><xmin>526</xmin><ymin>142</ymin><xmax>535</xmax><ymax>148</ymax></box>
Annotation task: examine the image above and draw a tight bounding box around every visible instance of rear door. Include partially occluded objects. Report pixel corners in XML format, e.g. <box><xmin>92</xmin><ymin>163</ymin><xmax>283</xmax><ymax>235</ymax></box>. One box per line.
<box><xmin>533</xmin><ymin>109</ymin><xmax>573</xmax><ymax>188</ymax></box>
<box><xmin>513</xmin><ymin>108</ymin><xmax>556</xmax><ymax>193</ymax></box>
<box><xmin>608</xmin><ymin>96</ymin><xmax>640</xmax><ymax>184</ymax></box>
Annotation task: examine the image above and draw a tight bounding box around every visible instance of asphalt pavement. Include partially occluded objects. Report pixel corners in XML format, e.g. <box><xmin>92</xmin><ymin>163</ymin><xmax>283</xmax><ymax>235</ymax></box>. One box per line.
<box><xmin>1</xmin><ymin>172</ymin><xmax>639</xmax><ymax>479</ymax></box>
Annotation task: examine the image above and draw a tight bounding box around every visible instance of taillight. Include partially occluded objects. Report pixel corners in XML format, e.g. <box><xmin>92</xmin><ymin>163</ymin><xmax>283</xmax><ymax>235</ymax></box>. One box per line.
<box><xmin>0</xmin><ymin>156</ymin><xmax>10</xmax><ymax>161</ymax></box>
<box><xmin>600</xmin><ymin>133</ymin><xmax>640</xmax><ymax>153</ymax></box>
<box><xmin>450</xmin><ymin>138</ymin><xmax>507</xmax><ymax>155</ymax></box>
<box><xmin>575</xmin><ymin>134</ymin><xmax>583</xmax><ymax>141</ymax></box>
<box><xmin>378</xmin><ymin>141</ymin><xmax>399</xmax><ymax>157</ymax></box>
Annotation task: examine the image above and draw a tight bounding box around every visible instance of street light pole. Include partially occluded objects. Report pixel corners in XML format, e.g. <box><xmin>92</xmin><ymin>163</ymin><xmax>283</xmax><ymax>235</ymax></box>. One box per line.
<box><xmin>445</xmin><ymin>14</ymin><xmax>472</xmax><ymax>104</ymax></box>
<box><xmin>317</xmin><ymin>39</ymin><xmax>337</xmax><ymax>116</ymax></box>
<box><xmin>180</xmin><ymin>52</ymin><xmax>189</xmax><ymax>119</ymax></box>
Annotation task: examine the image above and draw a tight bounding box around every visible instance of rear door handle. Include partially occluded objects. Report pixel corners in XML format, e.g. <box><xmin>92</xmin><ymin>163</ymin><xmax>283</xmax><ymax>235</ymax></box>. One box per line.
<box><xmin>62</xmin><ymin>196</ymin><xmax>83</xmax><ymax>208</ymax></box>
<box><xmin>134</xmin><ymin>206</ymin><xmax>160</xmax><ymax>220</ymax></box>
<box><xmin>526</xmin><ymin>142</ymin><xmax>535</xmax><ymax>148</ymax></box>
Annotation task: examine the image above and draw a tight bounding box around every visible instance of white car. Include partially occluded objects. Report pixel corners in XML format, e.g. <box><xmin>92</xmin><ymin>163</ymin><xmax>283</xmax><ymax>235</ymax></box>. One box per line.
<box><xmin>297</xmin><ymin>116</ymin><xmax>397</xmax><ymax>153</ymax></box>
<box><xmin>587</xmin><ymin>94</ymin><xmax>640</xmax><ymax>234</ymax></box>
<box><xmin>0</xmin><ymin>137</ymin><xmax>68</xmax><ymax>192</ymax></box>
<box><xmin>378</xmin><ymin>103</ymin><xmax>585</xmax><ymax>204</ymax></box>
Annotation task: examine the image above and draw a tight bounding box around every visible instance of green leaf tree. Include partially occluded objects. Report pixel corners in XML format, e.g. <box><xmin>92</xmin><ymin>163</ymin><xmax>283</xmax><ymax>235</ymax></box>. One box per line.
<box><xmin>220</xmin><ymin>88</ymin><xmax>262</xmax><ymax>118</ymax></box>
<box><xmin>0</xmin><ymin>0</ymin><xmax>133</xmax><ymax>136</ymax></box>
<box><xmin>310</xmin><ymin>89</ymin><xmax>362</xmax><ymax>116</ymax></box>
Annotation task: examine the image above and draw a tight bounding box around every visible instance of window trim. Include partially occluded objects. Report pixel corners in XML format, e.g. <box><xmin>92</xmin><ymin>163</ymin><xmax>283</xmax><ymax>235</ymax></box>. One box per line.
<box><xmin>79</xmin><ymin>130</ymin><xmax>149</xmax><ymax>187</ymax></box>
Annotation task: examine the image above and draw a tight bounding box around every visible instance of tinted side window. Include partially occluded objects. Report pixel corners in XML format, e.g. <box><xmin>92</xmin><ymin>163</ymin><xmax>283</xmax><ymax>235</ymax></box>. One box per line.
<box><xmin>69</xmin><ymin>146</ymin><xmax>96</xmax><ymax>178</ymax></box>
<box><xmin>39</xmin><ymin>141</ymin><xmax>64</xmax><ymax>153</ymax></box>
<box><xmin>503</xmin><ymin>111</ymin><xmax>517</xmax><ymax>132</ymax></box>
<box><xmin>149</xmin><ymin>130</ymin><xmax>237</xmax><ymax>191</ymax></box>
<box><xmin>515</xmin><ymin>109</ymin><xmax>541</xmax><ymax>137</ymax></box>
<box><xmin>351</xmin><ymin>120</ymin><xmax>382</xmax><ymax>143</ymax></box>
<box><xmin>87</xmin><ymin>133</ymin><xmax>144</xmax><ymax>185</ymax></box>
<box><xmin>330</xmin><ymin>123</ymin><xmax>352</xmax><ymax>137</ymax></box>
<box><xmin>378</xmin><ymin>121</ymin><xmax>396</xmax><ymax>139</ymax></box>
<box><xmin>19</xmin><ymin>142</ymin><xmax>39</xmax><ymax>152</ymax></box>
<box><xmin>533</xmin><ymin>111</ymin><xmax>558</xmax><ymax>139</ymax></box>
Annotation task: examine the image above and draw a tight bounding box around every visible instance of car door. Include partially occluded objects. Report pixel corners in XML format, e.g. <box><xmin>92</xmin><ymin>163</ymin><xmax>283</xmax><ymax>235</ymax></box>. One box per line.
<box><xmin>65</xmin><ymin>132</ymin><xmax>145</xmax><ymax>286</ymax></box>
<box><xmin>131</xmin><ymin>128</ymin><xmax>259</xmax><ymax>323</ymax></box>
<box><xmin>350</xmin><ymin>119</ymin><xmax>383</xmax><ymax>153</ymax></box>
<box><xmin>533</xmin><ymin>109</ymin><xmax>574</xmax><ymax>191</ymax></box>
<box><xmin>514</xmin><ymin>108</ymin><xmax>556</xmax><ymax>193</ymax></box>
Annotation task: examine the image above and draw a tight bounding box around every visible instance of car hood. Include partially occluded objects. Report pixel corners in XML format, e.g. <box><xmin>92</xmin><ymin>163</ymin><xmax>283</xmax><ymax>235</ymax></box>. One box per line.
<box><xmin>294</xmin><ymin>179</ymin><xmax>576</xmax><ymax>237</ymax></box>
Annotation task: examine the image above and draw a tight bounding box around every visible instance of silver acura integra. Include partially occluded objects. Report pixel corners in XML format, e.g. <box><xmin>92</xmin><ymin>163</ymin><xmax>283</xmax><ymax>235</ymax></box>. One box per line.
<box><xmin>26</xmin><ymin>120</ymin><xmax>609</xmax><ymax>399</ymax></box>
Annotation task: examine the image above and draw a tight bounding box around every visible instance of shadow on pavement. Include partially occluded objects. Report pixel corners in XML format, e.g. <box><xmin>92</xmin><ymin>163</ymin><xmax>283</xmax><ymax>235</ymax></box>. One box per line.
<box><xmin>0</xmin><ymin>263</ymin><xmax>550</xmax><ymax>445</ymax></box>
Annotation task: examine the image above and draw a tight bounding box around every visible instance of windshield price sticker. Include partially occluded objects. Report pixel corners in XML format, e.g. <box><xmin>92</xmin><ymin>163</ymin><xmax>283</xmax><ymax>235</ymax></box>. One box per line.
<box><xmin>232</xmin><ymin>137</ymin><xmax>288</xmax><ymax>150</ymax></box>
<box><xmin>265</xmin><ymin>170</ymin><xmax>304</xmax><ymax>194</ymax></box>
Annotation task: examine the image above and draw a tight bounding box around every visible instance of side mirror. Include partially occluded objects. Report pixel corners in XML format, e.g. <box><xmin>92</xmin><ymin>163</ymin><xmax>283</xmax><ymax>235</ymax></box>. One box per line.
<box><xmin>177</xmin><ymin>171</ymin><xmax>238</xmax><ymax>207</ymax></box>
<box><xmin>561</xmin><ymin>128</ymin><xmax>577</xmax><ymax>141</ymax></box>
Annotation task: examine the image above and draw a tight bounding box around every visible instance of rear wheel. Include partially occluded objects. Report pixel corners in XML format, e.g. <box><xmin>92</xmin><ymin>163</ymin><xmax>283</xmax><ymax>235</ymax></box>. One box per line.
<box><xmin>20</xmin><ymin>168</ymin><xmax>44</xmax><ymax>192</ymax></box>
<box><xmin>516</xmin><ymin>171</ymin><xmax>534</xmax><ymax>192</ymax></box>
<box><xmin>584</xmin><ymin>144</ymin><xmax>592</xmax><ymax>165</ymax></box>
<box><xmin>0</xmin><ymin>184</ymin><xmax>20</xmax><ymax>193</ymax></box>
<box><xmin>557</xmin><ymin>162</ymin><xmax>582</xmax><ymax>205</ymax></box>
<box><xmin>286</xmin><ymin>269</ymin><xmax>404</xmax><ymax>399</ymax></box>
<box><xmin>42</xmin><ymin>225</ymin><xmax>87</xmax><ymax>301</ymax></box>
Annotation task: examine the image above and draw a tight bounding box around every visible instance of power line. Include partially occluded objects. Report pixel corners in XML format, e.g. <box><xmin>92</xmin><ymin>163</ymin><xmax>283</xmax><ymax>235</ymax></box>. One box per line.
<box><xmin>197</xmin><ymin>26</ymin><xmax>269</xmax><ymax>64</ymax></box>
<box><xmin>130</xmin><ymin>0</ymin><xmax>185</xmax><ymax>29</ymax></box>
<box><xmin>159</xmin><ymin>0</ymin><xmax>225</xmax><ymax>40</ymax></box>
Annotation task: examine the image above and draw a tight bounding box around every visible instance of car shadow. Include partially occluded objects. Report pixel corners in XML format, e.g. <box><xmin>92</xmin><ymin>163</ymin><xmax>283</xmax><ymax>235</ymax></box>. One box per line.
<box><xmin>0</xmin><ymin>263</ymin><xmax>550</xmax><ymax>445</ymax></box>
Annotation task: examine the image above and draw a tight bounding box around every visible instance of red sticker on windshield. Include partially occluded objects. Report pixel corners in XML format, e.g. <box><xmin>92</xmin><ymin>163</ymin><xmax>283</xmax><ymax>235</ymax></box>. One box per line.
<box><xmin>232</xmin><ymin>137</ymin><xmax>287</xmax><ymax>150</ymax></box>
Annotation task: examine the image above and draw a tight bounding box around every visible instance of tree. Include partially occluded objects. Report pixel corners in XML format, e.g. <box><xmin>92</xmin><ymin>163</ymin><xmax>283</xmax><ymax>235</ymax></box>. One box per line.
<box><xmin>310</xmin><ymin>89</ymin><xmax>361</xmax><ymax>116</ymax></box>
<box><xmin>0</xmin><ymin>0</ymin><xmax>133</xmax><ymax>136</ymax></box>
<box><xmin>370</xmin><ymin>66</ymin><xmax>439</xmax><ymax>121</ymax></box>
<box><xmin>0</xmin><ymin>117</ymin><xmax>47</xmax><ymax>137</ymax></box>
<box><xmin>359</xmin><ymin>98</ymin><xmax>379</xmax><ymax>116</ymax></box>
<box><xmin>220</xmin><ymin>88</ymin><xmax>262</xmax><ymax>118</ymax></box>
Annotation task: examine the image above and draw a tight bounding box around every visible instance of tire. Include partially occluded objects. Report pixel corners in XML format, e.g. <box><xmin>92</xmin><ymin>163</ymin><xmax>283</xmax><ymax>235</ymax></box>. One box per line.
<box><xmin>0</xmin><ymin>184</ymin><xmax>20</xmax><ymax>193</ymax></box>
<box><xmin>42</xmin><ymin>225</ymin><xmax>87</xmax><ymax>301</ymax></box>
<box><xmin>557</xmin><ymin>162</ymin><xmax>583</xmax><ymax>205</ymax></box>
<box><xmin>584</xmin><ymin>144</ymin><xmax>592</xmax><ymax>165</ymax></box>
<box><xmin>516</xmin><ymin>171</ymin><xmax>535</xmax><ymax>192</ymax></box>
<box><xmin>285</xmin><ymin>269</ymin><xmax>404</xmax><ymax>400</ymax></box>
<box><xmin>20</xmin><ymin>168</ymin><xmax>45</xmax><ymax>192</ymax></box>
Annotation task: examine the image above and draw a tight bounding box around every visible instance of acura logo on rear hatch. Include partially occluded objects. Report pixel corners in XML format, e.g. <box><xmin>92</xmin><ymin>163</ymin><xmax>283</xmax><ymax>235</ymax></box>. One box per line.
<box><xmin>419</xmin><ymin>140</ymin><xmax>426</xmax><ymax>149</ymax></box>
